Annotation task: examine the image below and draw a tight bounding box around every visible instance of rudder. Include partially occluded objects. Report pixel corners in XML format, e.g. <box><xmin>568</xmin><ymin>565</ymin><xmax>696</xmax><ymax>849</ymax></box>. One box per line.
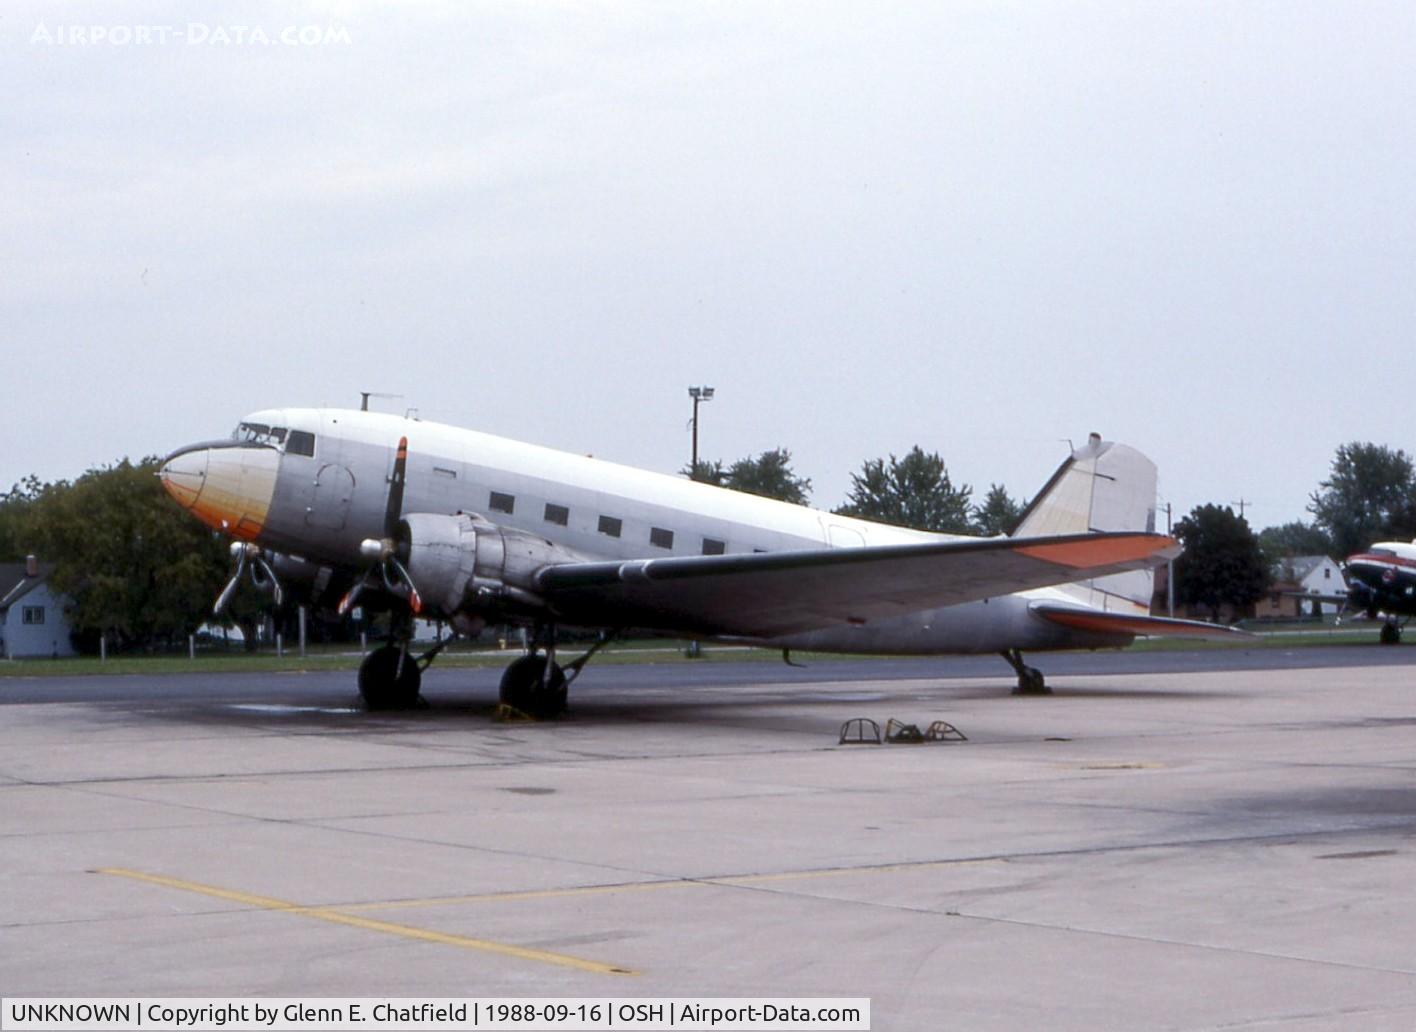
<box><xmin>1012</xmin><ymin>433</ymin><xmax>1159</xmax><ymax>613</ymax></box>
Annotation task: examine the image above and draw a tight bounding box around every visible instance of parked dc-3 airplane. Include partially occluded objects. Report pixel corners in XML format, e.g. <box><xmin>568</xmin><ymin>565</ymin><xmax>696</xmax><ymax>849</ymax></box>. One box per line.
<box><xmin>158</xmin><ymin>409</ymin><xmax>1231</xmax><ymax>715</ymax></box>
<box><xmin>1334</xmin><ymin>541</ymin><xmax>1416</xmax><ymax>644</ymax></box>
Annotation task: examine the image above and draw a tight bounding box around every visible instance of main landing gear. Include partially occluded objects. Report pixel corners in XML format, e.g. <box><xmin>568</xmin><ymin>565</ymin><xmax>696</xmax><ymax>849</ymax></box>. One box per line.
<box><xmin>1380</xmin><ymin>619</ymin><xmax>1404</xmax><ymax>646</ymax></box>
<box><xmin>357</xmin><ymin>630</ymin><xmax>457</xmax><ymax>711</ymax></box>
<box><xmin>498</xmin><ymin>627</ymin><xmax>616</xmax><ymax>720</ymax></box>
<box><xmin>1001</xmin><ymin>648</ymin><xmax>1048</xmax><ymax>694</ymax></box>
<box><xmin>356</xmin><ymin>622</ymin><xmax>615</xmax><ymax>717</ymax></box>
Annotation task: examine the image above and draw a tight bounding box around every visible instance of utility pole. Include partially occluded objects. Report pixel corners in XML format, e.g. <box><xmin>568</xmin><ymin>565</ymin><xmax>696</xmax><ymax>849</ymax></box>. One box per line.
<box><xmin>687</xmin><ymin>385</ymin><xmax>715</xmax><ymax>473</ymax></box>
<box><xmin>1164</xmin><ymin>502</ymin><xmax>1174</xmax><ymax>617</ymax></box>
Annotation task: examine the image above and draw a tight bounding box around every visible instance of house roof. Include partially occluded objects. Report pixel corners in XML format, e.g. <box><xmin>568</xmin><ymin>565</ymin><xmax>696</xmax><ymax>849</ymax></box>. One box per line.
<box><xmin>0</xmin><ymin>562</ymin><xmax>55</xmax><ymax>611</ymax></box>
<box><xmin>1288</xmin><ymin>555</ymin><xmax>1334</xmax><ymax>579</ymax></box>
<box><xmin>1271</xmin><ymin>554</ymin><xmax>1339</xmax><ymax>583</ymax></box>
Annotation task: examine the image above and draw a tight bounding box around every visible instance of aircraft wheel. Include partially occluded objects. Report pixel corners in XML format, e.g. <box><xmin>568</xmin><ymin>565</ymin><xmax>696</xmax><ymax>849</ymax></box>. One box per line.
<box><xmin>359</xmin><ymin>645</ymin><xmax>422</xmax><ymax>710</ymax></box>
<box><xmin>1014</xmin><ymin>666</ymin><xmax>1049</xmax><ymax>695</ymax></box>
<box><xmin>499</xmin><ymin>655</ymin><xmax>568</xmax><ymax>719</ymax></box>
<box><xmin>1380</xmin><ymin>623</ymin><xmax>1402</xmax><ymax>646</ymax></box>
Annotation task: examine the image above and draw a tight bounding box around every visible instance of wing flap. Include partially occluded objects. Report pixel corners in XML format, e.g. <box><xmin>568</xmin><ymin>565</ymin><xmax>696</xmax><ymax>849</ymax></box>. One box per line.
<box><xmin>1031</xmin><ymin>603</ymin><xmax>1252</xmax><ymax>641</ymax></box>
<box><xmin>537</xmin><ymin>531</ymin><xmax>1179</xmax><ymax>638</ymax></box>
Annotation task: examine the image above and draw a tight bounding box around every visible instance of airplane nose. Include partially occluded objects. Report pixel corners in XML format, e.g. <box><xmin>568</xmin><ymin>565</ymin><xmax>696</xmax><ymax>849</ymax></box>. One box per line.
<box><xmin>158</xmin><ymin>447</ymin><xmax>208</xmax><ymax>511</ymax></box>
<box><xmin>157</xmin><ymin>442</ymin><xmax>280</xmax><ymax>540</ymax></box>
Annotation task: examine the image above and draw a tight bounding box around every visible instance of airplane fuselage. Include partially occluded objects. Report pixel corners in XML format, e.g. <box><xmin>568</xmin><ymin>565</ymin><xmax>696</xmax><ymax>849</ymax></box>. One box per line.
<box><xmin>1345</xmin><ymin>543</ymin><xmax>1416</xmax><ymax>619</ymax></box>
<box><xmin>159</xmin><ymin>408</ymin><xmax>1136</xmax><ymax>656</ymax></box>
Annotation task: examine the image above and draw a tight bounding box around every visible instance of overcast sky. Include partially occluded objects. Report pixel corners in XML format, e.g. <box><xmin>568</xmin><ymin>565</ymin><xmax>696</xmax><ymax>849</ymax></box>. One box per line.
<box><xmin>5</xmin><ymin>2</ymin><xmax>1415</xmax><ymax>532</ymax></box>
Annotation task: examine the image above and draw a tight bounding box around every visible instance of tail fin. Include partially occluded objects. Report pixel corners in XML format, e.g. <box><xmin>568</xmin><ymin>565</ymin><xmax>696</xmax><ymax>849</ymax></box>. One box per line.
<box><xmin>1012</xmin><ymin>433</ymin><xmax>1159</xmax><ymax>614</ymax></box>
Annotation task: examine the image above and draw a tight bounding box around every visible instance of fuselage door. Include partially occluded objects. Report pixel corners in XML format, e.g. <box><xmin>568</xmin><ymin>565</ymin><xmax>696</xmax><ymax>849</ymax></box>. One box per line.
<box><xmin>303</xmin><ymin>414</ymin><xmax>354</xmax><ymax>530</ymax></box>
<box><xmin>307</xmin><ymin>463</ymin><xmax>355</xmax><ymax>530</ymax></box>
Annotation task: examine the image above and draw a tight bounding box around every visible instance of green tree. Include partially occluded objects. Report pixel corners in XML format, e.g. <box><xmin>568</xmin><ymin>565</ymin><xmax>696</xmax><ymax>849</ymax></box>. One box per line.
<box><xmin>1173</xmin><ymin>504</ymin><xmax>1270</xmax><ymax>622</ymax></box>
<box><xmin>0</xmin><ymin>475</ymin><xmax>45</xmax><ymax>561</ymax></box>
<box><xmin>723</xmin><ymin>448</ymin><xmax>811</xmax><ymax>505</ymax></box>
<box><xmin>836</xmin><ymin>446</ymin><xmax>973</xmax><ymax>533</ymax></box>
<box><xmin>1257</xmin><ymin>520</ymin><xmax>1335</xmax><ymax>567</ymax></box>
<box><xmin>683</xmin><ymin>459</ymin><xmax>727</xmax><ymax>487</ymax></box>
<box><xmin>973</xmin><ymin>483</ymin><xmax>1026</xmax><ymax>537</ymax></box>
<box><xmin>1308</xmin><ymin>442</ymin><xmax>1416</xmax><ymax>558</ymax></box>
<box><xmin>682</xmin><ymin>451</ymin><xmax>810</xmax><ymax>504</ymax></box>
<box><xmin>21</xmin><ymin>458</ymin><xmax>234</xmax><ymax>652</ymax></box>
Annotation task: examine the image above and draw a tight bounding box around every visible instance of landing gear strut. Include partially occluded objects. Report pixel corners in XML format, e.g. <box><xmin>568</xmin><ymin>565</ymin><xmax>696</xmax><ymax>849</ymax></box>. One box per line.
<box><xmin>1001</xmin><ymin>648</ymin><xmax>1048</xmax><ymax>695</ymax></box>
<box><xmin>497</xmin><ymin>627</ymin><xmax>618</xmax><ymax>719</ymax></box>
<box><xmin>357</xmin><ymin>624</ymin><xmax>460</xmax><ymax>710</ymax></box>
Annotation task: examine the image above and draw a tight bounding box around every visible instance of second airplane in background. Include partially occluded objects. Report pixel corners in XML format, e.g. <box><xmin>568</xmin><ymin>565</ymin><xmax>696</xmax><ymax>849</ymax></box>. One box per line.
<box><xmin>158</xmin><ymin>411</ymin><xmax>1234</xmax><ymax>715</ymax></box>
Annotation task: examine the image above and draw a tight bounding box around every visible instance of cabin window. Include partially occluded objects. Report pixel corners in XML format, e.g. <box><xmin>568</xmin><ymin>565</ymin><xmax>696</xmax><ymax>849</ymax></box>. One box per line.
<box><xmin>22</xmin><ymin>606</ymin><xmax>44</xmax><ymax>625</ymax></box>
<box><xmin>490</xmin><ymin>492</ymin><xmax>515</xmax><ymax>515</ymax></box>
<box><xmin>702</xmin><ymin>538</ymin><xmax>726</xmax><ymax>555</ymax></box>
<box><xmin>598</xmin><ymin>515</ymin><xmax>622</xmax><ymax>538</ymax></box>
<box><xmin>286</xmin><ymin>430</ymin><xmax>316</xmax><ymax>456</ymax></box>
<box><xmin>544</xmin><ymin>503</ymin><xmax>569</xmax><ymax>527</ymax></box>
<box><xmin>650</xmin><ymin>527</ymin><xmax>674</xmax><ymax>550</ymax></box>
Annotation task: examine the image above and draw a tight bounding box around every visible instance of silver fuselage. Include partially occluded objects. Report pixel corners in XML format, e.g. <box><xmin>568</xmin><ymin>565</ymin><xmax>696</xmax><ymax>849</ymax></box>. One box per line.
<box><xmin>160</xmin><ymin>408</ymin><xmax>1134</xmax><ymax>655</ymax></box>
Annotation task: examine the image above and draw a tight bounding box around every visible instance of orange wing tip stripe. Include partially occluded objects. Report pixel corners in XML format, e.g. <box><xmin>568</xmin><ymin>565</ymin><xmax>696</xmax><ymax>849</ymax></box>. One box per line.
<box><xmin>1015</xmin><ymin>534</ymin><xmax>1175</xmax><ymax>569</ymax></box>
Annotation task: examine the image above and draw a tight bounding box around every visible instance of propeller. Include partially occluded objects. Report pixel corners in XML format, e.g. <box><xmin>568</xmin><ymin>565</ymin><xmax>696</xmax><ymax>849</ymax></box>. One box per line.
<box><xmin>338</xmin><ymin>436</ymin><xmax>423</xmax><ymax>616</ymax></box>
<box><xmin>213</xmin><ymin>541</ymin><xmax>285</xmax><ymax>616</ymax></box>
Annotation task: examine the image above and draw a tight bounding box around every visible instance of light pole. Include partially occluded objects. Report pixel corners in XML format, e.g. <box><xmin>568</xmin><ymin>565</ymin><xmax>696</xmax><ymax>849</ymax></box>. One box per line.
<box><xmin>688</xmin><ymin>385</ymin><xmax>715</xmax><ymax>472</ymax></box>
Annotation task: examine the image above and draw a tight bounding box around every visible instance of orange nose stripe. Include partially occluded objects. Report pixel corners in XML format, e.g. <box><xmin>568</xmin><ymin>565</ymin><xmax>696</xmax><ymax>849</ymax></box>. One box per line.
<box><xmin>159</xmin><ymin>446</ymin><xmax>279</xmax><ymax>539</ymax></box>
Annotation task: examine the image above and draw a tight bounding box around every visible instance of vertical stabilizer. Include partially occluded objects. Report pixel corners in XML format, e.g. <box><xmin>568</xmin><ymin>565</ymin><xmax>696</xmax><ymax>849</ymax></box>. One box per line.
<box><xmin>1012</xmin><ymin>434</ymin><xmax>1158</xmax><ymax>613</ymax></box>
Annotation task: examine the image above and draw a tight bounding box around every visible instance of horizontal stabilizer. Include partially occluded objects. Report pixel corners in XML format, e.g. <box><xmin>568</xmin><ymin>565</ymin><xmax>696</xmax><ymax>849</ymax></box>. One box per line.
<box><xmin>1031</xmin><ymin>603</ymin><xmax>1253</xmax><ymax>641</ymax></box>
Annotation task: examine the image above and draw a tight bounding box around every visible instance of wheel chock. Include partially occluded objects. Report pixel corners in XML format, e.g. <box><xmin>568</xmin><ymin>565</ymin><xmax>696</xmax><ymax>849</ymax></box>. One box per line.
<box><xmin>925</xmin><ymin>720</ymin><xmax>967</xmax><ymax>742</ymax></box>
<box><xmin>838</xmin><ymin>717</ymin><xmax>882</xmax><ymax>745</ymax></box>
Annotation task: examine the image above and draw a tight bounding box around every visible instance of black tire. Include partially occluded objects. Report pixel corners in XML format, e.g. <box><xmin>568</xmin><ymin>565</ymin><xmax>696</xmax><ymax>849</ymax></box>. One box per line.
<box><xmin>1380</xmin><ymin>623</ymin><xmax>1402</xmax><ymax>646</ymax></box>
<box><xmin>1015</xmin><ymin>666</ymin><xmax>1049</xmax><ymax>695</ymax></box>
<box><xmin>359</xmin><ymin>645</ymin><xmax>422</xmax><ymax>710</ymax></box>
<box><xmin>499</xmin><ymin>655</ymin><xmax>568</xmax><ymax>718</ymax></box>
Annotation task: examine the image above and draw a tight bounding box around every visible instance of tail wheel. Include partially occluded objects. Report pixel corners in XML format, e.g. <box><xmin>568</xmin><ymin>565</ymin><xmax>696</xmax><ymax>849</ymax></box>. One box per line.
<box><xmin>499</xmin><ymin>655</ymin><xmax>568</xmax><ymax>718</ymax></box>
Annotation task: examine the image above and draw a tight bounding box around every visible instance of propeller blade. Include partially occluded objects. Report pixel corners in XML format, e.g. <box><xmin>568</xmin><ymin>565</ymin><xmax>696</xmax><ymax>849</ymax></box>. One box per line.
<box><xmin>252</xmin><ymin>554</ymin><xmax>285</xmax><ymax>607</ymax></box>
<box><xmin>387</xmin><ymin>555</ymin><xmax>423</xmax><ymax>614</ymax></box>
<box><xmin>213</xmin><ymin>546</ymin><xmax>247</xmax><ymax>616</ymax></box>
<box><xmin>337</xmin><ymin>578</ymin><xmax>366</xmax><ymax>617</ymax></box>
<box><xmin>384</xmin><ymin>436</ymin><xmax>409</xmax><ymax>539</ymax></box>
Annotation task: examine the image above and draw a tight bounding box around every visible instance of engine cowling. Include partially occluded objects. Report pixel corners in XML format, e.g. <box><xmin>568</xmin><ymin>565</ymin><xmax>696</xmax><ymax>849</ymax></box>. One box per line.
<box><xmin>398</xmin><ymin>512</ymin><xmax>584</xmax><ymax>620</ymax></box>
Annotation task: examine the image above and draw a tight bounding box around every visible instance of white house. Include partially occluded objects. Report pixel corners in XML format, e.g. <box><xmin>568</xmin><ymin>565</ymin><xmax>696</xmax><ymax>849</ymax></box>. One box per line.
<box><xmin>0</xmin><ymin>558</ymin><xmax>77</xmax><ymax>658</ymax></box>
<box><xmin>1280</xmin><ymin>555</ymin><xmax>1348</xmax><ymax>617</ymax></box>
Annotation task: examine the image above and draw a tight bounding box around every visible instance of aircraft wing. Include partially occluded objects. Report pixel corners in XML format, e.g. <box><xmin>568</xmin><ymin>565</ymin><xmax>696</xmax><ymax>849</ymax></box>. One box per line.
<box><xmin>1030</xmin><ymin>603</ymin><xmax>1253</xmax><ymax>641</ymax></box>
<box><xmin>536</xmin><ymin>531</ymin><xmax>1179</xmax><ymax>638</ymax></box>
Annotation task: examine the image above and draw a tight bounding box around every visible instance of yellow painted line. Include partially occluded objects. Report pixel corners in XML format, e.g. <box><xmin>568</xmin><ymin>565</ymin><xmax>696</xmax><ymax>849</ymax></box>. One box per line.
<box><xmin>96</xmin><ymin>868</ymin><xmax>634</xmax><ymax>976</ymax></box>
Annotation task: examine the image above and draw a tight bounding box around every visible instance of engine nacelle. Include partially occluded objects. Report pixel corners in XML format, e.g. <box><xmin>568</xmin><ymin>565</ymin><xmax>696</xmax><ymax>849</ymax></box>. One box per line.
<box><xmin>398</xmin><ymin>512</ymin><xmax>584</xmax><ymax>620</ymax></box>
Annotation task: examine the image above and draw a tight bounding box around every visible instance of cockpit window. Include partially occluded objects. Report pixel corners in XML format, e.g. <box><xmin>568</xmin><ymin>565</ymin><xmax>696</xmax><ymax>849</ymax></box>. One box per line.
<box><xmin>1369</xmin><ymin>548</ymin><xmax>1396</xmax><ymax>557</ymax></box>
<box><xmin>286</xmin><ymin>429</ymin><xmax>316</xmax><ymax>456</ymax></box>
<box><xmin>235</xmin><ymin>421</ymin><xmax>305</xmax><ymax>452</ymax></box>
